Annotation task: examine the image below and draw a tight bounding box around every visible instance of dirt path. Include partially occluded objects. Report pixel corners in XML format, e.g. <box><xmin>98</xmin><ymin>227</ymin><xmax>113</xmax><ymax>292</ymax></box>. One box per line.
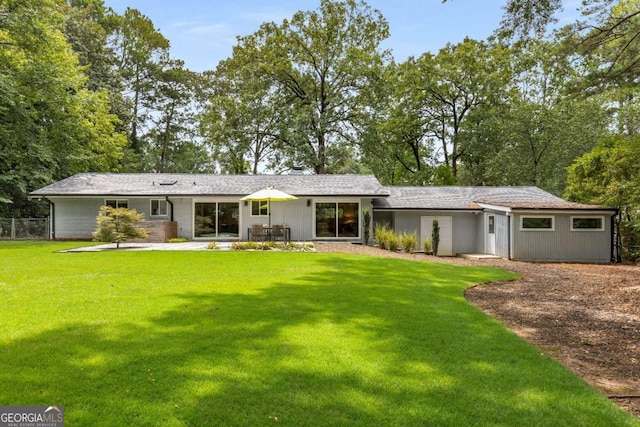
<box><xmin>316</xmin><ymin>243</ymin><xmax>640</xmax><ymax>418</ymax></box>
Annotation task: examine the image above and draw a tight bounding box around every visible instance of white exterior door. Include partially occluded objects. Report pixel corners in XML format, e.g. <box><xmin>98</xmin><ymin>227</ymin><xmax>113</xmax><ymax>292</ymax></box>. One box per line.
<box><xmin>486</xmin><ymin>214</ymin><xmax>496</xmax><ymax>255</ymax></box>
<box><xmin>421</xmin><ymin>216</ymin><xmax>453</xmax><ymax>256</ymax></box>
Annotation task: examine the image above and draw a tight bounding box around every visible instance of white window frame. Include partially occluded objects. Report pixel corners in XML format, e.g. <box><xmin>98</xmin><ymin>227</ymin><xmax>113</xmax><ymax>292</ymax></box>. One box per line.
<box><xmin>250</xmin><ymin>200</ymin><xmax>269</xmax><ymax>217</ymax></box>
<box><xmin>520</xmin><ymin>215</ymin><xmax>555</xmax><ymax>231</ymax></box>
<box><xmin>150</xmin><ymin>199</ymin><xmax>168</xmax><ymax>217</ymax></box>
<box><xmin>571</xmin><ymin>215</ymin><xmax>605</xmax><ymax>232</ymax></box>
<box><xmin>104</xmin><ymin>199</ymin><xmax>128</xmax><ymax>208</ymax></box>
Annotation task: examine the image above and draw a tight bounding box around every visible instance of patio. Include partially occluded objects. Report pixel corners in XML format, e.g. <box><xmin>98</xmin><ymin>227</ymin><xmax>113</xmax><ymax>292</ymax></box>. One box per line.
<box><xmin>63</xmin><ymin>241</ymin><xmax>316</xmax><ymax>252</ymax></box>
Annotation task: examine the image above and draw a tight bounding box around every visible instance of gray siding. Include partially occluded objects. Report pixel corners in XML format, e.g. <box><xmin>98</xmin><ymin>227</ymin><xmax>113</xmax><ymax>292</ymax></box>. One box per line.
<box><xmin>52</xmin><ymin>198</ymin><xmax>103</xmax><ymax>238</ymax></box>
<box><xmin>386</xmin><ymin>210</ymin><xmax>478</xmax><ymax>254</ymax></box>
<box><xmin>512</xmin><ymin>213</ymin><xmax>612</xmax><ymax>262</ymax></box>
<box><xmin>170</xmin><ymin>198</ymin><xmax>193</xmax><ymax>239</ymax></box>
<box><xmin>52</xmin><ymin>197</ymin><xmax>182</xmax><ymax>239</ymax></box>
<box><xmin>242</xmin><ymin>198</ymin><xmax>313</xmax><ymax>241</ymax></box>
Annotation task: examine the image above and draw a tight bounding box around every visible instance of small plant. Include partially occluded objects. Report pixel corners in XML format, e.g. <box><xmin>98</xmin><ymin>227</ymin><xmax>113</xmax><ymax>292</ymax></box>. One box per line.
<box><xmin>401</xmin><ymin>232</ymin><xmax>418</xmax><ymax>253</ymax></box>
<box><xmin>374</xmin><ymin>223</ymin><xmax>392</xmax><ymax>249</ymax></box>
<box><xmin>432</xmin><ymin>219</ymin><xmax>440</xmax><ymax>256</ymax></box>
<box><xmin>167</xmin><ymin>238</ymin><xmax>188</xmax><ymax>243</ymax></box>
<box><xmin>206</xmin><ymin>241</ymin><xmax>219</xmax><ymax>250</ymax></box>
<box><xmin>93</xmin><ymin>206</ymin><xmax>149</xmax><ymax>248</ymax></box>
<box><xmin>231</xmin><ymin>241</ymin><xmax>261</xmax><ymax>251</ymax></box>
<box><xmin>423</xmin><ymin>238</ymin><xmax>432</xmax><ymax>254</ymax></box>
<box><xmin>387</xmin><ymin>233</ymin><xmax>401</xmax><ymax>252</ymax></box>
<box><xmin>363</xmin><ymin>209</ymin><xmax>371</xmax><ymax>245</ymax></box>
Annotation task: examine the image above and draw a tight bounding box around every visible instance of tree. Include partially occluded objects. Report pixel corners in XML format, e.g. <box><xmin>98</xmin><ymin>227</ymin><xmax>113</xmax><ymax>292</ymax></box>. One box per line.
<box><xmin>372</xmin><ymin>38</ymin><xmax>512</xmax><ymax>182</ymax></box>
<box><xmin>492</xmin><ymin>0</ymin><xmax>640</xmax><ymax>90</ymax></box>
<box><xmin>0</xmin><ymin>0</ymin><xmax>126</xmax><ymax>217</ymax></box>
<box><xmin>93</xmin><ymin>205</ymin><xmax>149</xmax><ymax>248</ymax></box>
<box><xmin>221</xmin><ymin>0</ymin><xmax>390</xmax><ymax>173</ymax></box>
<box><xmin>108</xmin><ymin>7</ymin><xmax>170</xmax><ymax>167</ymax></box>
<box><xmin>457</xmin><ymin>39</ymin><xmax>609</xmax><ymax>195</ymax></box>
<box><xmin>142</xmin><ymin>59</ymin><xmax>206</xmax><ymax>173</ymax></box>
<box><xmin>566</xmin><ymin>136</ymin><xmax>640</xmax><ymax>261</ymax></box>
<box><xmin>199</xmin><ymin>62</ymin><xmax>282</xmax><ymax>174</ymax></box>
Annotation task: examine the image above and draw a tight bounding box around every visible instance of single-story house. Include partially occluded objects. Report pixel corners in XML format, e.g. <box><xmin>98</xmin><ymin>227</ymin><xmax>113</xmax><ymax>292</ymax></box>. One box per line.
<box><xmin>30</xmin><ymin>173</ymin><xmax>617</xmax><ymax>262</ymax></box>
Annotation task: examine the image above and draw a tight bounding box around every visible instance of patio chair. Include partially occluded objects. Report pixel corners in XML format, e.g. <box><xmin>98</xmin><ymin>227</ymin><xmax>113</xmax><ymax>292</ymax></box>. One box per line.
<box><xmin>272</xmin><ymin>225</ymin><xmax>286</xmax><ymax>242</ymax></box>
<box><xmin>250</xmin><ymin>224</ymin><xmax>267</xmax><ymax>242</ymax></box>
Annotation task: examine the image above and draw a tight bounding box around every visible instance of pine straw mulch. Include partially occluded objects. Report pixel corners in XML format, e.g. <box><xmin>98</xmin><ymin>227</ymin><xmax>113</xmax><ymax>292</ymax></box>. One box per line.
<box><xmin>315</xmin><ymin>243</ymin><xmax>640</xmax><ymax>418</ymax></box>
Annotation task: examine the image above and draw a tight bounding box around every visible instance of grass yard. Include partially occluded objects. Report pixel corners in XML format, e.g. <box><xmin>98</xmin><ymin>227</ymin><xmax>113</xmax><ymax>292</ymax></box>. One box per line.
<box><xmin>0</xmin><ymin>242</ymin><xmax>637</xmax><ymax>426</ymax></box>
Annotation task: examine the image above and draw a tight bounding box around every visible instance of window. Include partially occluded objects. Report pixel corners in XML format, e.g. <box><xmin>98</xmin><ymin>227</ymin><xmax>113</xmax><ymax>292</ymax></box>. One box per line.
<box><xmin>105</xmin><ymin>199</ymin><xmax>128</xmax><ymax>209</ymax></box>
<box><xmin>571</xmin><ymin>216</ymin><xmax>604</xmax><ymax>231</ymax></box>
<box><xmin>194</xmin><ymin>202</ymin><xmax>239</xmax><ymax>238</ymax></box>
<box><xmin>488</xmin><ymin>215</ymin><xmax>495</xmax><ymax>234</ymax></box>
<box><xmin>521</xmin><ymin>216</ymin><xmax>554</xmax><ymax>231</ymax></box>
<box><xmin>151</xmin><ymin>199</ymin><xmax>168</xmax><ymax>216</ymax></box>
<box><xmin>315</xmin><ymin>202</ymin><xmax>359</xmax><ymax>238</ymax></box>
<box><xmin>251</xmin><ymin>200</ymin><xmax>269</xmax><ymax>216</ymax></box>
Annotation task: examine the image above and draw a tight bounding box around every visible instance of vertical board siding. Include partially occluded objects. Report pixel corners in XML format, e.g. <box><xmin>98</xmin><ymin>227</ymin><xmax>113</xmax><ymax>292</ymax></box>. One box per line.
<box><xmin>53</xmin><ymin>198</ymin><xmax>104</xmax><ymax>238</ymax></box>
<box><xmin>512</xmin><ymin>213</ymin><xmax>612</xmax><ymax>262</ymax></box>
<box><xmin>389</xmin><ymin>211</ymin><xmax>478</xmax><ymax>254</ymax></box>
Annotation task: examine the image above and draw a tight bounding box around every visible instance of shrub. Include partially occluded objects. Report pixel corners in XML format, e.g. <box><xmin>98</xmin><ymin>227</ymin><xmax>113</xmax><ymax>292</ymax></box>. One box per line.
<box><xmin>168</xmin><ymin>238</ymin><xmax>188</xmax><ymax>243</ymax></box>
<box><xmin>432</xmin><ymin>219</ymin><xmax>440</xmax><ymax>256</ymax></box>
<box><xmin>374</xmin><ymin>223</ymin><xmax>392</xmax><ymax>249</ymax></box>
<box><xmin>231</xmin><ymin>241</ymin><xmax>260</xmax><ymax>251</ymax></box>
<box><xmin>423</xmin><ymin>238</ymin><xmax>432</xmax><ymax>254</ymax></box>
<box><xmin>387</xmin><ymin>233</ymin><xmax>401</xmax><ymax>252</ymax></box>
<box><xmin>363</xmin><ymin>209</ymin><xmax>371</xmax><ymax>245</ymax></box>
<box><xmin>207</xmin><ymin>242</ymin><xmax>219</xmax><ymax>250</ymax></box>
<box><xmin>93</xmin><ymin>206</ymin><xmax>149</xmax><ymax>248</ymax></box>
<box><xmin>401</xmin><ymin>232</ymin><xmax>418</xmax><ymax>253</ymax></box>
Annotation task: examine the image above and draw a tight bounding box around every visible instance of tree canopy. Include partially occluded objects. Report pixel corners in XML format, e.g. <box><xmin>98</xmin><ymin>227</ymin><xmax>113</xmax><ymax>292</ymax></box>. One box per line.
<box><xmin>0</xmin><ymin>0</ymin><xmax>638</xmax><ymax>223</ymax></box>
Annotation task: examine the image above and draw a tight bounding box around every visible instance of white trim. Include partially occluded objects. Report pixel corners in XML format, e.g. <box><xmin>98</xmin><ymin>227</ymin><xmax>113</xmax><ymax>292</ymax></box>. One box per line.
<box><xmin>520</xmin><ymin>215</ymin><xmax>555</xmax><ymax>231</ymax></box>
<box><xmin>477</xmin><ymin>203</ymin><xmax>512</xmax><ymax>213</ymax></box>
<box><xmin>104</xmin><ymin>198</ymin><xmax>128</xmax><ymax>208</ymax></box>
<box><xmin>570</xmin><ymin>215</ymin><xmax>605</xmax><ymax>232</ymax></box>
<box><xmin>250</xmin><ymin>200</ymin><xmax>269</xmax><ymax>218</ymax></box>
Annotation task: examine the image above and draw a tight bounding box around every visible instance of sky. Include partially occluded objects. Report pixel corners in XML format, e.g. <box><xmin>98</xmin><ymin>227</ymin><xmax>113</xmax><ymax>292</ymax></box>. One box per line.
<box><xmin>102</xmin><ymin>0</ymin><xmax>581</xmax><ymax>73</ymax></box>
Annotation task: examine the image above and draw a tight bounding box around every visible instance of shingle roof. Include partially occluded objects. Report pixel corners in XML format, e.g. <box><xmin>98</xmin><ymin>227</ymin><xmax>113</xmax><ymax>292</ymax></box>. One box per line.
<box><xmin>373</xmin><ymin>186</ymin><xmax>614</xmax><ymax>211</ymax></box>
<box><xmin>30</xmin><ymin>173</ymin><xmax>390</xmax><ymax>197</ymax></box>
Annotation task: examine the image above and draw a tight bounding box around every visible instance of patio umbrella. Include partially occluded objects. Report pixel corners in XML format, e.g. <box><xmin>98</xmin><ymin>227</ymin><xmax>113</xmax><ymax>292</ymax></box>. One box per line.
<box><xmin>241</xmin><ymin>186</ymin><xmax>298</xmax><ymax>228</ymax></box>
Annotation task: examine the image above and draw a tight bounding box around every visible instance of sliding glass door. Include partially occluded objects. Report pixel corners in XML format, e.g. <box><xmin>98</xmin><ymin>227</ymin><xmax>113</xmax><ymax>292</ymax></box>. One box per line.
<box><xmin>315</xmin><ymin>202</ymin><xmax>359</xmax><ymax>238</ymax></box>
<box><xmin>194</xmin><ymin>202</ymin><xmax>239</xmax><ymax>238</ymax></box>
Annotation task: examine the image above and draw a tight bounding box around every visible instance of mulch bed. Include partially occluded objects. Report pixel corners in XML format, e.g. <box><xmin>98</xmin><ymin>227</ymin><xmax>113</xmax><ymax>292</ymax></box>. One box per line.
<box><xmin>316</xmin><ymin>243</ymin><xmax>640</xmax><ymax>418</ymax></box>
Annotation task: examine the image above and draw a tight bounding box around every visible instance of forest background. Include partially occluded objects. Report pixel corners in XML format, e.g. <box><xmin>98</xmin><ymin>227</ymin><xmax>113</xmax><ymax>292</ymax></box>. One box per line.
<box><xmin>1</xmin><ymin>0</ymin><xmax>639</xmax><ymax>256</ymax></box>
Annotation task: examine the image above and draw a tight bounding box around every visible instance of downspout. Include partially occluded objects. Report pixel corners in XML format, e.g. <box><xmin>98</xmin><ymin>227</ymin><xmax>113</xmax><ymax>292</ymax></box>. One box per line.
<box><xmin>43</xmin><ymin>197</ymin><xmax>55</xmax><ymax>240</ymax></box>
<box><xmin>507</xmin><ymin>212</ymin><xmax>513</xmax><ymax>260</ymax></box>
<box><xmin>165</xmin><ymin>196</ymin><xmax>174</xmax><ymax>222</ymax></box>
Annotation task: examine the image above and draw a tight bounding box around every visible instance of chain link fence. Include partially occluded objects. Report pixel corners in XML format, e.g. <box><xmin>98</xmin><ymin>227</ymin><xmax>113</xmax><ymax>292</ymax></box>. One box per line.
<box><xmin>0</xmin><ymin>218</ymin><xmax>50</xmax><ymax>240</ymax></box>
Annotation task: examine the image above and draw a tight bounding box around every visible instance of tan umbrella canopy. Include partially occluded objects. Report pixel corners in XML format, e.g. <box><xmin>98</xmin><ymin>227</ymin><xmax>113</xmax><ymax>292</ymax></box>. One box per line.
<box><xmin>241</xmin><ymin>186</ymin><xmax>298</xmax><ymax>227</ymax></box>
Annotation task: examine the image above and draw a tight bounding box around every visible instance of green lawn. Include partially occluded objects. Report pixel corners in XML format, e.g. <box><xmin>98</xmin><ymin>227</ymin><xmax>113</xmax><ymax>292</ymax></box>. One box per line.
<box><xmin>0</xmin><ymin>242</ymin><xmax>636</xmax><ymax>426</ymax></box>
